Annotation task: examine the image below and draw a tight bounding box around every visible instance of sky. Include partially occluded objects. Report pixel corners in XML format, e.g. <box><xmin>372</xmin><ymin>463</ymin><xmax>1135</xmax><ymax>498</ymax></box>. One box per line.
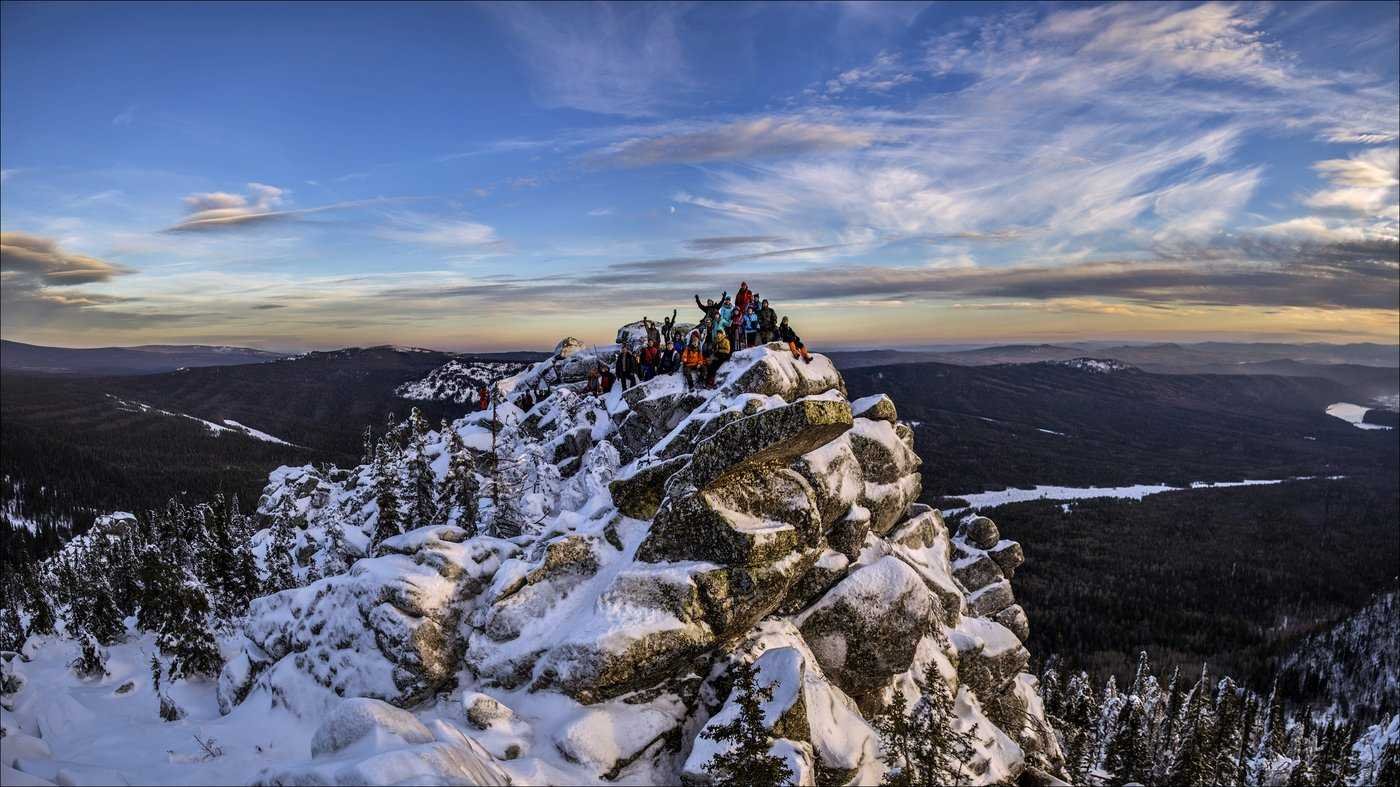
<box><xmin>1</xmin><ymin>1</ymin><xmax>1397</xmax><ymax>351</ymax></box>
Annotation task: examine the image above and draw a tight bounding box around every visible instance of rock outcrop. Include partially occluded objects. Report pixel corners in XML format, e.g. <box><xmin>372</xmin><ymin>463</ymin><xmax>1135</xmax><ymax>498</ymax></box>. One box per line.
<box><xmin>222</xmin><ymin>336</ymin><xmax>1065</xmax><ymax>785</ymax></box>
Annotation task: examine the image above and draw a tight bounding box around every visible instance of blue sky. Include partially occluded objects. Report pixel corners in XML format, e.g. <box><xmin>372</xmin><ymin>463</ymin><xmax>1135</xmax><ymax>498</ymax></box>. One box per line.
<box><xmin>2</xmin><ymin>1</ymin><xmax>1397</xmax><ymax>350</ymax></box>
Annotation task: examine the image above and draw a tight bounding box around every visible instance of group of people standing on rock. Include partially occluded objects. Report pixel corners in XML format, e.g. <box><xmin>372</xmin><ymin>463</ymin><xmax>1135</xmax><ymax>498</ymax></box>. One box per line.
<box><xmin>599</xmin><ymin>281</ymin><xmax>814</xmax><ymax>394</ymax></box>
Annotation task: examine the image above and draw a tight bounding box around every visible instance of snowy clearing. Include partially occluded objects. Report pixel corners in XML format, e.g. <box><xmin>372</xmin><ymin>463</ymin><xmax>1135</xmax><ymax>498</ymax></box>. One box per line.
<box><xmin>106</xmin><ymin>395</ymin><xmax>297</xmax><ymax>445</ymax></box>
<box><xmin>943</xmin><ymin>476</ymin><xmax>1343</xmax><ymax>514</ymax></box>
<box><xmin>1325</xmin><ymin>402</ymin><xmax>1393</xmax><ymax>430</ymax></box>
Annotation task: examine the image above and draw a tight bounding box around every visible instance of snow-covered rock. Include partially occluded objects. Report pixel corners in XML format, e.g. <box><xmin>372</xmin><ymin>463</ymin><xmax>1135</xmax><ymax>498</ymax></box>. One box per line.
<box><xmin>211</xmin><ymin>335</ymin><xmax>1060</xmax><ymax>784</ymax></box>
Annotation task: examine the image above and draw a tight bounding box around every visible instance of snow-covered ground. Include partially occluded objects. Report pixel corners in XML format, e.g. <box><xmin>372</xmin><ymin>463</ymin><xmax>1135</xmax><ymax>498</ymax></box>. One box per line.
<box><xmin>1326</xmin><ymin>402</ymin><xmax>1393</xmax><ymax>430</ymax></box>
<box><xmin>3</xmin><ymin>632</ymin><xmax>317</xmax><ymax>786</ymax></box>
<box><xmin>943</xmin><ymin>476</ymin><xmax>1342</xmax><ymax>514</ymax></box>
<box><xmin>105</xmin><ymin>396</ymin><xmax>296</xmax><ymax>445</ymax></box>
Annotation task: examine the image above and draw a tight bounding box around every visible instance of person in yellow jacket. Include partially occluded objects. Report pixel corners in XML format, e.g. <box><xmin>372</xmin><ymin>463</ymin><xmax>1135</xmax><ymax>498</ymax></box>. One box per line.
<box><xmin>706</xmin><ymin>329</ymin><xmax>731</xmax><ymax>387</ymax></box>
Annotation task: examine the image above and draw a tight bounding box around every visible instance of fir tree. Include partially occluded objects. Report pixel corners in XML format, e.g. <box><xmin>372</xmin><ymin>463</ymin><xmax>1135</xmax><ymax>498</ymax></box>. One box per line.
<box><xmin>875</xmin><ymin>661</ymin><xmax>979</xmax><ymax>786</ymax></box>
<box><xmin>264</xmin><ymin>497</ymin><xmax>298</xmax><ymax>593</ymax></box>
<box><xmin>0</xmin><ymin>591</ymin><xmax>24</xmax><ymax>652</ymax></box>
<box><xmin>405</xmin><ymin>424</ymin><xmax>437</xmax><ymax>528</ymax></box>
<box><xmin>71</xmin><ymin>634</ymin><xmax>108</xmax><ymax>678</ymax></box>
<box><xmin>322</xmin><ymin>516</ymin><xmax>351</xmax><ymax>575</ymax></box>
<box><xmin>371</xmin><ymin>435</ymin><xmax>403</xmax><ymax>549</ymax></box>
<box><xmin>1376</xmin><ymin>738</ymin><xmax>1400</xmax><ymax>787</ymax></box>
<box><xmin>18</xmin><ymin>562</ymin><xmax>55</xmax><ymax>636</ymax></box>
<box><xmin>484</xmin><ymin>409</ymin><xmax>531</xmax><ymax>538</ymax></box>
<box><xmin>1104</xmin><ymin>697</ymin><xmax>1150</xmax><ymax>786</ymax></box>
<box><xmin>1062</xmin><ymin>671</ymin><xmax>1101</xmax><ymax>783</ymax></box>
<box><xmin>437</xmin><ymin>428</ymin><xmax>480</xmax><ymax>530</ymax></box>
<box><xmin>701</xmin><ymin>658</ymin><xmax>793</xmax><ymax>787</ymax></box>
<box><xmin>1170</xmin><ymin>667</ymin><xmax>1218</xmax><ymax>786</ymax></box>
<box><xmin>361</xmin><ymin>425</ymin><xmax>376</xmax><ymax>464</ymax></box>
<box><xmin>156</xmin><ymin>577</ymin><xmax>222</xmax><ymax>680</ymax></box>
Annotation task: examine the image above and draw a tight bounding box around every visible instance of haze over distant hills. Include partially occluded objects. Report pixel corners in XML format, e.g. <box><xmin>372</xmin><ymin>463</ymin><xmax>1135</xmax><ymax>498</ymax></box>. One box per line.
<box><xmin>826</xmin><ymin>341</ymin><xmax>1400</xmax><ymax>401</ymax></box>
<box><xmin>0</xmin><ymin>339</ymin><xmax>289</xmax><ymax>376</ymax></box>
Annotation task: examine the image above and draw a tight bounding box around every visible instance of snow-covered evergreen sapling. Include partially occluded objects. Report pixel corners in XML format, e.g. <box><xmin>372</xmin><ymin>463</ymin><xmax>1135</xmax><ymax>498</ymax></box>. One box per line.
<box><xmin>701</xmin><ymin>658</ymin><xmax>793</xmax><ymax>787</ymax></box>
<box><xmin>874</xmin><ymin>661</ymin><xmax>978</xmax><ymax>786</ymax></box>
<box><xmin>371</xmin><ymin>434</ymin><xmax>403</xmax><ymax>550</ymax></box>
<box><xmin>71</xmin><ymin>634</ymin><xmax>108</xmax><ymax>678</ymax></box>
<box><xmin>264</xmin><ymin>497</ymin><xmax>298</xmax><ymax>592</ymax></box>
<box><xmin>436</xmin><ymin>426</ymin><xmax>480</xmax><ymax>530</ymax></box>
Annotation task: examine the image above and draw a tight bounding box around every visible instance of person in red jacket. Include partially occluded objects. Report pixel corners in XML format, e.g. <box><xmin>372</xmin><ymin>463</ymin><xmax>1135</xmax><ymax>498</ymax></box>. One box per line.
<box><xmin>735</xmin><ymin>281</ymin><xmax>753</xmax><ymax>318</ymax></box>
<box><xmin>639</xmin><ymin>338</ymin><xmax>660</xmax><ymax>380</ymax></box>
<box><xmin>477</xmin><ymin>384</ymin><xmax>490</xmax><ymax>411</ymax></box>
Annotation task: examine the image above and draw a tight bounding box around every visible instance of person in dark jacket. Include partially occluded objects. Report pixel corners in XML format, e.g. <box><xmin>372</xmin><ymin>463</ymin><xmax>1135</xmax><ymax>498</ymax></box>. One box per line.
<box><xmin>658</xmin><ymin>339</ymin><xmax>679</xmax><ymax>374</ymax></box>
<box><xmin>758</xmin><ymin>299</ymin><xmax>779</xmax><ymax>343</ymax></box>
<box><xmin>615</xmin><ymin>343</ymin><xmax>640</xmax><ymax>389</ymax></box>
<box><xmin>694</xmin><ymin>293</ymin><xmax>721</xmax><ymax>323</ymax></box>
<box><xmin>660</xmin><ymin>309</ymin><xmax>678</xmax><ymax>343</ymax></box>
<box><xmin>778</xmin><ymin>316</ymin><xmax>812</xmax><ymax>363</ymax></box>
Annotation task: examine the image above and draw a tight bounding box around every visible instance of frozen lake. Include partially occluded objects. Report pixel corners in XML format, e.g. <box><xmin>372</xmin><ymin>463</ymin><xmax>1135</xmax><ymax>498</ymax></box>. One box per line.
<box><xmin>1326</xmin><ymin>402</ymin><xmax>1393</xmax><ymax>430</ymax></box>
<box><xmin>944</xmin><ymin>477</ymin><xmax>1339</xmax><ymax>514</ymax></box>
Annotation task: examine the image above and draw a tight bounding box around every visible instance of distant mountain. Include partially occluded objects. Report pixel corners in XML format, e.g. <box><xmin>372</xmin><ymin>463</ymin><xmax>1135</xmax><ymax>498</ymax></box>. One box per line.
<box><xmin>843</xmin><ymin>359</ymin><xmax>1397</xmax><ymax>497</ymax></box>
<box><xmin>1</xmin><ymin>346</ymin><xmax>532</xmax><ymax>555</ymax></box>
<box><xmin>1</xmin><ymin>339</ymin><xmax>288</xmax><ymax>376</ymax></box>
<box><xmin>826</xmin><ymin>341</ymin><xmax>1400</xmax><ymax>401</ymax></box>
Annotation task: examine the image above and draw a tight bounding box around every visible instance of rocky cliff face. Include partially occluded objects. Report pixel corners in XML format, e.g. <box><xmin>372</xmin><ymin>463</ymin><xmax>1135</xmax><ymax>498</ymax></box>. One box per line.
<box><xmin>224</xmin><ymin>338</ymin><xmax>1065</xmax><ymax>785</ymax></box>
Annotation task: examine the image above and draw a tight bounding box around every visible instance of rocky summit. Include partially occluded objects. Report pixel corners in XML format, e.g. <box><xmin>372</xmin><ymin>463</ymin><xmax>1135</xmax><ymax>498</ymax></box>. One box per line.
<box><xmin>221</xmin><ymin>335</ymin><xmax>1065</xmax><ymax>785</ymax></box>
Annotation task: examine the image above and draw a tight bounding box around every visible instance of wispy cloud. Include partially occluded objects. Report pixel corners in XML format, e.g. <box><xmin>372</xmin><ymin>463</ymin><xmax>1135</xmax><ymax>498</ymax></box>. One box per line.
<box><xmin>685</xmin><ymin>235</ymin><xmax>789</xmax><ymax>251</ymax></box>
<box><xmin>165</xmin><ymin>183</ymin><xmax>404</xmax><ymax>232</ymax></box>
<box><xmin>375</xmin><ymin>214</ymin><xmax>502</xmax><ymax>248</ymax></box>
<box><xmin>485</xmin><ymin>2</ymin><xmax>693</xmax><ymax>117</ymax></box>
<box><xmin>587</xmin><ymin>117</ymin><xmax>875</xmax><ymax>168</ymax></box>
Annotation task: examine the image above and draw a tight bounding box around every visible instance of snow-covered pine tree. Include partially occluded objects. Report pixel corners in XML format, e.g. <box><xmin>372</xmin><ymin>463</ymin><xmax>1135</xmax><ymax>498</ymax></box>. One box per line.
<box><xmin>437</xmin><ymin>427</ymin><xmax>480</xmax><ymax>530</ymax></box>
<box><xmin>485</xmin><ymin>407</ymin><xmax>531</xmax><ymax>538</ymax></box>
<box><xmin>1209</xmin><ymin>677</ymin><xmax>1244</xmax><ymax>786</ymax></box>
<box><xmin>0</xmin><ymin>584</ymin><xmax>24</xmax><ymax>651</ymax></box>
<box><xmin>371</xmin><ymin>434</ymin><xmax>403</xmax><ymax>550</ymax></box>
<box><xmin>700</xmin><ymin>658</ymin><xmax>793</xmax><ymax>787</ymax></box>
<box><xmin>71</xmin><ymin>634</ymin><xmax>109</xmax><ymax>678</ymax></box>
<box><xmin>264</xmin><ymin>497</ymin><xmax>298</xmax><ymax>593</ymax></box>
<box><xmin>156</xmin><ymin>575</ymin><xmax>222</xmax><ymax>680</ymax></box>
<box><xmin>1376</xmin><ymin>738</ymin><xmax>1400</xmax><ymax>787</ymax></box>
<box><xmin>1062</xmin><ymin>671</ymin><xmax>1101</xmax><ymax>783</ymax></box>
<box><xmin>875</xmin><ymin>660</ymin><xmax>979</xmax><ymax>786</ymax></box>
<box><xmin>1104</xmin><ymin>696</ymin><xmax>1150</xmax><ymax>786</ymax></box>
<box><xmin>1170</xmin><ymin>666</ymin><xmax>1218</xmax><ymax>785</ymax></box>
<box><xmin>405</xmin><ymin>418</ymin><xmax>437</xmax><ymax>528</ymax></box>
<box><xmin>1151</xmin><ymin>665</ymin><xmax>1183</xmax><ymax>784</ymax></box>
<box><xmin>322</xmin><ymin>516</ymin><xmax>351</xmax><ymax>575</ymax></box>
<box><xmin>361</xmin><ymin>424</ymin><xmax>376</xmax><ymax>465</ymax></box>
<box><xmin>17</xmin><ymin>560</ymin><xmax>56</xmax><ymax>636</ymax></box>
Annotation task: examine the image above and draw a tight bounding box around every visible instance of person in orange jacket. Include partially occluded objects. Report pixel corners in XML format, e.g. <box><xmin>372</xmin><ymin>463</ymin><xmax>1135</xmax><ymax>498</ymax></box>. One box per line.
<box><xmin>681</xmin><ymin>335</ymin><xmax>707</xmax><ymax>390</ymax></box>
